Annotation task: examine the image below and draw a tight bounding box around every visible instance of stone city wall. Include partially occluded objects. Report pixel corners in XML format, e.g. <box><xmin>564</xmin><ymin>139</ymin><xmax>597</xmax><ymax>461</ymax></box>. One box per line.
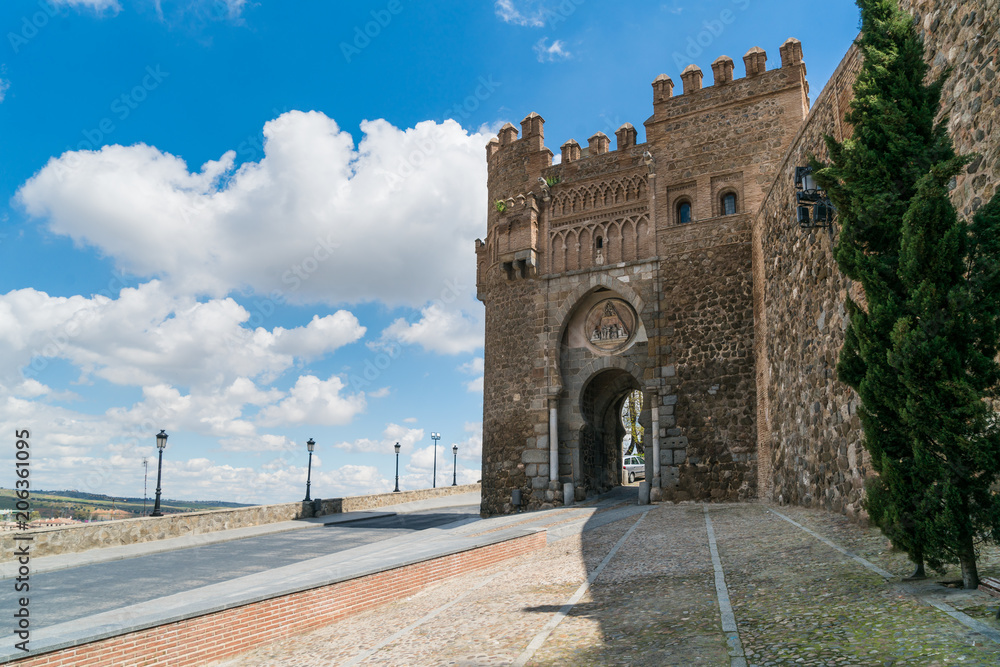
<box><xmin>756</xmin><ymin>0</ymin><xmax>1000</xmax><ymax>520</ymax></box>
<box><xmin>753</xmin><ymin>44</ymin><xmax>867</xmax><ymax>518</ymax></box>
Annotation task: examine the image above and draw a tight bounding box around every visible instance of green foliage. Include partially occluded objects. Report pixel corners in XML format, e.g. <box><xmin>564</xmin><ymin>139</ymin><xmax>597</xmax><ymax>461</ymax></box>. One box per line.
<box><xmin>545</xmin><ymin>175</ymin><xmax>561</xmax><ymax>187</ymax></box>
<box><xmin>813</xmin><ymin>0</ymin><xmax>948</xmax><ymax>569</ymax></box>
<box><xmin>495</xmin><ymin>199</ymin><xmax>507</xmax><ymax>213</ymax></box>
<box><xmin>890</xmin><ymin>169</ymin><xmax>1000</xmax><ymax>584</ymax></box>
<box><xmin>620</xmin><ymin>390</ymin><xmax>644</xmax><ymax>455</ymax></box>
<box><xmin>815</xmin><ymin>0</ymin><xmax>1000</xmax><ymax>586</ymax></box>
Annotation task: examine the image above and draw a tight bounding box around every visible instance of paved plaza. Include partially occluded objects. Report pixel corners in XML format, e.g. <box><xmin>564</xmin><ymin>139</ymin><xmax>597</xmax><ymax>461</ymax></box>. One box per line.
<box><xmin>213</xmin><ymin>492</ymin><xmax>1000</xmax><ymax>667</ymax></box>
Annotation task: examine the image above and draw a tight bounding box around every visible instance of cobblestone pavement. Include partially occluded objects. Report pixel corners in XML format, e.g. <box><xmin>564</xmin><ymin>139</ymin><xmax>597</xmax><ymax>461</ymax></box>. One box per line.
<box><xmin>213</xmin><ymin>501</ymin><xmax>1000</xmax><ymax>667</ymax></box>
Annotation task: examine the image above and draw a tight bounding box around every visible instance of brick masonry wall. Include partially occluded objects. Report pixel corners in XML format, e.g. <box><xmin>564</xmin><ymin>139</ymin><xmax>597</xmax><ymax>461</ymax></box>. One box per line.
<box><xmin>755</xmin><ymin>0</ymin><xmax>1000</xmax><ymax>520</ymax></box>
<box><xmin>6</xmin><ymin>530</ymin><xmax>546</xmax><ymax>667</ymax></box>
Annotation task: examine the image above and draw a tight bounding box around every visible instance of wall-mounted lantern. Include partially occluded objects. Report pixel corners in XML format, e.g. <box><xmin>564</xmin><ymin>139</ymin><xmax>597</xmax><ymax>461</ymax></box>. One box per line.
<box><xmin>794</xmin><ymin>166</ymin><xmax>835</xmax><ymax>231</ymax></box>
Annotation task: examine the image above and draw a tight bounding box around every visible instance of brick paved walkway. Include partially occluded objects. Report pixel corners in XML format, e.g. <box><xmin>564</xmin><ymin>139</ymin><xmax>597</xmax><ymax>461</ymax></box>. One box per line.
<box><xmin>213</xmin><ymin>502</ymin><xmax>1000</xmax><ymax>666</ymax></box>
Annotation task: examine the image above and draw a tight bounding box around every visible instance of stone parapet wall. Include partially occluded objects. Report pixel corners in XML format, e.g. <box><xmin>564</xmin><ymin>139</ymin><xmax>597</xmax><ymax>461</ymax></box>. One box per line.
<box><xmin>316</xmin><ymin>483</ymin><xmax>481</xmax><ymax>515</ymax></box>
<box><xmin>0</xmin><ymin>502</ymin><xmax>310</xmax><ymax>563</ymax></box>
<box><xmin>0</xmin><ymin>485</ymin><xmax>480</xmax><ymax>561</ymax></box>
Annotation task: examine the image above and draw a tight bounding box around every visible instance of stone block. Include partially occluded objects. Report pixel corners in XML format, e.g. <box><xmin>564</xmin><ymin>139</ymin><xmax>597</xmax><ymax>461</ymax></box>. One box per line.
<box><xmin>525</xmin><ymin>463</ymin><xmax>537</xmax><ymax>477</ymax></box>
<box><xmin>531</xmin><ymin>475</ymin><xmax>549</xmax><ymax>490</ymax></box>
<box><xmin>522</xmin><ymin>449</ymin><xmax>549</xmax><ymax>464</ymax></box>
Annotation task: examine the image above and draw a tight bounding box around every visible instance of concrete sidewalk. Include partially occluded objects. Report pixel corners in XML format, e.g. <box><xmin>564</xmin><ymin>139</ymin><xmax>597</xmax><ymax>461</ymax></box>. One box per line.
<box><xmin>0</xmin><ymin>489</ymin><xmax>634</xmax><ymax>664</ymax></box>
<box><xmin>0</xmin><ymin>491</ymin><xmax>483</xmax><ymax>580</ymax></box>
<box><xmin>211</xmin><ymin>498</ymin><xmax>1000</xmax><ymax>667</ymax></box>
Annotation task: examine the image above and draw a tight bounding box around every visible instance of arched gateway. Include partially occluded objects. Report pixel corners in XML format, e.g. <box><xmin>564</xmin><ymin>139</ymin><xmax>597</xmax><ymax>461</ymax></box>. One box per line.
<box><xmin>476</xmin><ymin>40</ymin><xmax>811</xmax><ymax>514</ymax></box>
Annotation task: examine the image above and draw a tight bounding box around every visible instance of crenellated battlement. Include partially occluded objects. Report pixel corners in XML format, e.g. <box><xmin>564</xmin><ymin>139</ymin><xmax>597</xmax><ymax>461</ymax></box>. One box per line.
<box><xmin>486</xmin><ymin>38</ymin><xmax>807</xmax><ymax>176</ymax></box>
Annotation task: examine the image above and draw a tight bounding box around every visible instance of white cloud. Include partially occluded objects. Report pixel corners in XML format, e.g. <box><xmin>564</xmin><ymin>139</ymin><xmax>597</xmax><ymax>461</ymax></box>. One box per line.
<box><xmin>459</xmin><ymin>357</ymin><xmax>484</xmax><ymax>375</ymax></box>
<box><xmin>257</xmin><ymin>374</ymin><xmax>366</xmax><ymax>427</ymax></box>
<box><xmin>379</xmin><ymin>303</ymin><xmax>482</xmax><ymax>355</ymax></box>
<box><xmin>52</xmin><ymin>0</ymin><xmax>121</xmax><ymax>11</ymax></box>
<box><xmin>453</xmin><ymin>421</ymin><xmax>483</xmax><ymax>460</ymax></box>
<box><xmin>106</xmin><ymin>378</ymin><xmax>284</xmax><ymax>440</ymax></box>
<box><xmin>152</xmin><ymin>0</ymin><xmax>246</xmax><ymax>22</ymax></box>
<box><xmin>534</xmin><ymin>37</ymin><xmax>572</xmax><ymax>63</ymax></box>
<box><xmin>405</xmin><ymin>439</ymin><xmax>480</xmax><ymax>488</ymax></box>
<box><xmin>18</xmin><ymin>112</ymin><xmax>489</xmax><ymax>309</ymax></box>
<box><xmin>403</xmin><ymin>417</ymin><xmax>418</xmax><ymax>423</ymax></box>
<box><xmin>459</xmin><ymin>356</ymin><xmax>484</xmax><ymax>393</ymax></box>
<box><xmin>218</xmin><ymin>433</ymin><xmax>295</xmax><ymax>453</ymax></box>
<box><xmin>494</xmin><ymin>0</ymin><xmax>545</xmax><ymax>27</ymax></box>
<box><xmin>0</xmin><ymin>80</ymin><xmax>9</xmax><ymax>103</ymax></box>
<box><xmin>220</xmin><ymin>0</ymin><xmax>247</xmax><ymax>17</ymax></box>
<box><xmin>335</xmin><ymin>422</ymin><xmax>423</xmax><ymax>454</ymax></box>
<box><xmin>0</xmin><ymin>281</ymin><xmax>365</xmax><ymax>390</ymax></box>
<box><xmin>144</xmin><ymin>458</ymin><xmax>388</xmax><ymax>504</ymax></box>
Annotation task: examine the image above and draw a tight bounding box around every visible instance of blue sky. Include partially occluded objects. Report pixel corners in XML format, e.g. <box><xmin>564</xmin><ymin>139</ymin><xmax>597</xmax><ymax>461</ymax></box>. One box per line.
<box><xmin>0</xmin><ymin>0</ymin><xmax>861</xmax><ymax>505</ymax></box>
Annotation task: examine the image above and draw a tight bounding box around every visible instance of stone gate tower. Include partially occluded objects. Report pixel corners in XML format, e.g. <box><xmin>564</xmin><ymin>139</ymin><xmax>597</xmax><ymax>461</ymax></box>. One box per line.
<box><xmin>476</xmin><ymin>40</ymin><xmax>811</xmax><ymax>515</ymax></box>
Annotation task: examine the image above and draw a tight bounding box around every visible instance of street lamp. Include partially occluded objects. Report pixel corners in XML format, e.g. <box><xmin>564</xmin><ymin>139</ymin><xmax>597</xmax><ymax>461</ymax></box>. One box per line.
<box><xmin>150</xmin><ymin>430</ymin><xmax>168</xmax><ymax>517</ymax></box>
<box><xmin>452</xmin><ymin>444</ymin><xmax>458</xmax><ymax>486</ymax></box>
<box><xmin>303</xmin><ymin>438</ymin><xmax>315</xmax><ymax>502</ymax></box>
<box><xmin>393</xmin><ymin>442</ymin><xmax>401</xmax><ymax>493</ymax></box>
<box><xmin>142</xmin><ymin>457</ymin><xmax>148</xmax><ymax>516</ymax></box>
<box><xmin>431</xmin><ymin>432</ymin><xmax>441</xmax><ymax>488</ymax></box>
<box><xmin>794</xmin><ymin>165</ymin><xmax>835</xmax><ymax>231</ymax></box>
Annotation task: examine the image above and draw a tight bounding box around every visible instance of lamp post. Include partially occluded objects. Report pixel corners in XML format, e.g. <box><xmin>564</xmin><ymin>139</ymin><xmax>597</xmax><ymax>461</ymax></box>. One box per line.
<box><xmin>150</xmin><ymin>430</ymin><xmax>168</xmax><ymax>517</ymax></box>
<box><xmin>393</xmin><ymin>442</ymin><xmax>401</xmax><ymax>493</ymax></box>
<box><xmin>431</xmin><ymin>432</ymin><xmax>441</xmax><ymax>488</ymax></box>
<box><xmin>142</xmin><ymin>457</ymin><xmax>148</xmax><ymax>516</ymax></box>
<box><xmin>452</xmin><ymin>444</ymin><xmax>458</xmax><ymax>486</ymax></box>
<box><xmin>303</xmin><ymin>438</ymin><xmax>315</xmax><ymax>502</ymax></box>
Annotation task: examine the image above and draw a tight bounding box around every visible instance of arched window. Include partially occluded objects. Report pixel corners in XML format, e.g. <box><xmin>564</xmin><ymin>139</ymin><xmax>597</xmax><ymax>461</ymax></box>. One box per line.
<box><xmin>721</xmin><ymin>192</ymin><xmax>737</xmax><ymax>216</ymax></box>
<box><xmin>677</xmin><ymin>201</ymin><xmax>692</xmax><ymax>224</ymax></box>
<box><xmin>596</xmin><ymin>236</ymin><xmax>603</xmax><ymax>249</ymax></box>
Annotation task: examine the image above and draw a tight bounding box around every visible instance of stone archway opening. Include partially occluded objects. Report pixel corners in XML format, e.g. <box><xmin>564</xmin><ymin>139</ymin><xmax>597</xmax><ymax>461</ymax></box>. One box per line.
<box><xmin>578</xmin><ymin>368</ymin><xmax>642</xmax><ymax>497</ymax></box>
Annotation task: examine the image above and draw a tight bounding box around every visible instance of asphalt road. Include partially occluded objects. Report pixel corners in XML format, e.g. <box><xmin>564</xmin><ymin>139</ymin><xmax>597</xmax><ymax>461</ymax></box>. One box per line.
<box><xmin>2</xmin><ymin>506</ymin><xmax>481</xmax><ymax>630</ymax></box>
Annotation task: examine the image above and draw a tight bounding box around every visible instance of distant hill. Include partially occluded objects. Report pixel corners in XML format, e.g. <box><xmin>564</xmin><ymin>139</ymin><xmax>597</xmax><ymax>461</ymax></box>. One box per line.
<box><xmin>35</xmin><ymin>490</ymin><xmax>251</xmax><ymax>508</ymax></box>
<box><xmin>0</xmin><ymin>488</ymin><xmax>253</xmax><ymax>519</ymax></box>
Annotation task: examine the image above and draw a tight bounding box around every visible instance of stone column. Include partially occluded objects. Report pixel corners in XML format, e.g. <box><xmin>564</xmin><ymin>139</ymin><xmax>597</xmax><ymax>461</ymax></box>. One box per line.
<box><xmin>651</xmin><ymin>398</ymin><xmax>660</xmax><ymax>484</ymax></box>
<box><xmin>549</xmin><ymin>402</ymin><xmax>559</xmax><ymax>482</ymax></box>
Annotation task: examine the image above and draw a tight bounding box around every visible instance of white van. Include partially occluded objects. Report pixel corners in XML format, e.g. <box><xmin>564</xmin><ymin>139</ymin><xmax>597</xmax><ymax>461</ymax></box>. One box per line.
<box><xmin>622</xmin><ymin>455</ymin><xmax>645</xmax><ymax>483</ymax></box>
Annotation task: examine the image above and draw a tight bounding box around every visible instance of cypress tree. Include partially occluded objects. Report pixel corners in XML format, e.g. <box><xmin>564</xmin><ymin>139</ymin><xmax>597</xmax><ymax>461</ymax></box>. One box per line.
<box><xmin>817</xmin><ymin>0</ymin><xmax>1000</xmax><ymax>588</ymax></box>
<box><xmin>814</xmin><ymin>0</ymin><xmax>951</xmax><ymax>576</ymax></box>
<box><xmin>891</xmin><ymin>164</ymin><xmax>1000</xmax><ymax>589</ymax></box>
